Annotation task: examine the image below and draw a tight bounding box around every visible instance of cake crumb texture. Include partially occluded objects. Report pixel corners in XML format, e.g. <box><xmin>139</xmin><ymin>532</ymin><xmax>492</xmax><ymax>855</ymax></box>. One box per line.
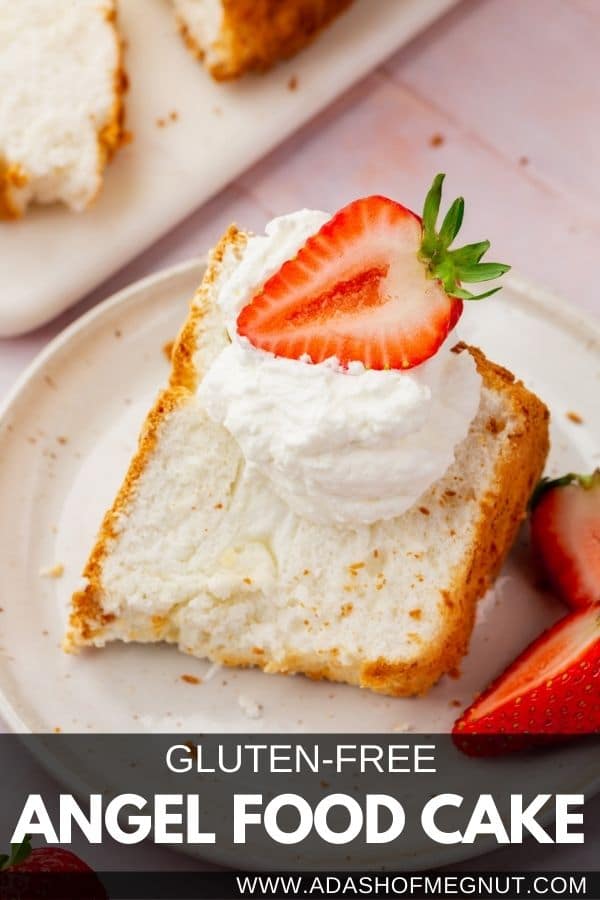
<box><xmin>0</xmin><ymin>0</ymin><xmax>126</xmax><ymax>218</ymax></box>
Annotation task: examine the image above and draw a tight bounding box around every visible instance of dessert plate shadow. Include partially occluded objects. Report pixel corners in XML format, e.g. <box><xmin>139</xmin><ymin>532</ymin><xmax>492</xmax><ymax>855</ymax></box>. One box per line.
<box><xmin>0</xmin><ymin>261</ymin><xmax>599</xmax><ymax>869</ymax></box>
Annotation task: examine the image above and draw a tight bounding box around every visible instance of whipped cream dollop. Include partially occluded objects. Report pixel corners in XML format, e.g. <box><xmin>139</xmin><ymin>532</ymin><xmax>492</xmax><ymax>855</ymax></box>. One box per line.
<box><xmin>199</xmin><ymin>210</ymin><xmax>482</xmax><ymax>526</ymax></box>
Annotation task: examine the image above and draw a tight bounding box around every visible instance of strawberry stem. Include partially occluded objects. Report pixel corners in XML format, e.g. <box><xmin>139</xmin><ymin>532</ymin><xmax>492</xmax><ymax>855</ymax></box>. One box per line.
<box><xmin>530</xmin><ymin>468</ymin><xmax>600</xmax><ymax>508</ymax></box>
<box><xmin>0</xmin><ymin>835</ymin><xmax>32</xmax><ymax>870</ymax></box>
<box><xmin>418</xmin><ymin>173</ymin><xmax>510</xmax><ymax>300</ymax></box>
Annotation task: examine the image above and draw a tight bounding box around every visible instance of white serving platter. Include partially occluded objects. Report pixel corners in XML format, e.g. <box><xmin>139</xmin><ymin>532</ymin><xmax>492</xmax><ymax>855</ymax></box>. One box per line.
<box><xmin>0</xmin><ymin>0</ymin><xmax>458</xmax><ymax>337</ymax></box>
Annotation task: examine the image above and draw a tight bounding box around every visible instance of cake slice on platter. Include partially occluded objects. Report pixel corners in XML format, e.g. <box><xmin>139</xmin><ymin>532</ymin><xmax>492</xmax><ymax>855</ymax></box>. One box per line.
<box><xmin>0</xmin><ymin>0</ymin><xmax>126</xmax><ymax>219</ymax></box>
<box><xmin>65</xmin><ymin>177</ymin><xmax>549</xmax><ymax>697</ymax></box>
<box><xmin>171</xmin><ymin>0</ymin><xmax>354</xmax><ymax>80</ymax></box>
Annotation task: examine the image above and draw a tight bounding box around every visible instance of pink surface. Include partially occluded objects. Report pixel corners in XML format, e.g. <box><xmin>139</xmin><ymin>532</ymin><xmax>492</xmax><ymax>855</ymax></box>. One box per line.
<box><xmin>2</xmin><ymin>0</ymin><xmax>599</xmax><ymax>393</ymax></box>
<box><xmin>0</xmin><ymin>0</ymin><xmax>598</xmax><ymax>872</ymax></box>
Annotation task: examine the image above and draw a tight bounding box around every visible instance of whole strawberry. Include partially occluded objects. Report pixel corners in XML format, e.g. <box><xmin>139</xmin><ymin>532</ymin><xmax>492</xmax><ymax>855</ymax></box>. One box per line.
<box><xmin>0</xmin><ymin>837</ymin><xmax>107</xmax><ymax>899</ymax></box>
<box><xmin>453</xmin><ymin>604</ymin><xmax>600</xmax><ymax>755</ymax></box>
<box><xmin>531</xmin><ymin>469</ymin><xmax>600</xmax><ymax>610</ymax></box>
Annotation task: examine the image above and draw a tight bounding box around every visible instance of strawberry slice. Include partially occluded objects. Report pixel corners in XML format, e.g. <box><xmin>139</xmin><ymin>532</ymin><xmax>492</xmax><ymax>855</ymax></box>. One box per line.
<box><xmin>530</xmin><ymin>470</ymin><xmax>600</xmax><ymax>610</ymax></box>
<box><xmin>453</xmin><ymin>604</ymin><xmax>600</xmax><ymax>755</ymax></box>
<box><xmin>237</xmin><ymin>174</ymin><xmax>509</xmax><ymax>370</ymax></box>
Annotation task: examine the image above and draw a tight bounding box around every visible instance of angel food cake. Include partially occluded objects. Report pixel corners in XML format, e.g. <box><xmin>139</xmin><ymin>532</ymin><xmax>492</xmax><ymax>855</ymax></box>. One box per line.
<box><xmin>171</xmin><ymin>0</ymin><xmax>354</xmax><ymax>80</ymax></box>
<box><xmin>66</xmin><ymin>176</ymin><xmax>550</xmax><ymax>696</ymax></box>
<box><xmin>0</xmin><ymin>0</ymin><xmax>125</xmax><ymax>218</ymax></box>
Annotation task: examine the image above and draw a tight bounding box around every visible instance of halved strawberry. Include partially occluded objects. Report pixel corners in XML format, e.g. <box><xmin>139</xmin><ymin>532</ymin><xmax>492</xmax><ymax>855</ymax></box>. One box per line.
<box><xmin>237</xmin><ymin>174</ymin><xmax>510</xmax><ymax>370</ymax></box>
<box><xmin>530</xmin><ymin>470</ymin><xmax>600</xmax><ymax>610</ymax></box>
<box><xmin>453</xmin><ymin>604</ymin><xmax>600</xmax><ymax>755</ymax></box>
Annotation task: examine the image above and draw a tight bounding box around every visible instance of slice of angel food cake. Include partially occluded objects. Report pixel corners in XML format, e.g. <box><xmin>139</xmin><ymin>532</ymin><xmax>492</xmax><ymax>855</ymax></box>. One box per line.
<box><xmin>65</xmin><ymin>175</ymin><xmax>549</xmax><ymax>697</ymax></box>
<box><xmin>0</xmin><ymin>0</ymin><xmax>126</xmax><ymax>219</ymax></box>
<box><xmin>171</xmin><ymin>0</ymin><xmax>354</xmax><ymax>80</ymax></box>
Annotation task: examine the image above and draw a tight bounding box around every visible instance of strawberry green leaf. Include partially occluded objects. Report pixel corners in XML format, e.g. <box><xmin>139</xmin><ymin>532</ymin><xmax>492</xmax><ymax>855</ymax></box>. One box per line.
<box><xmin>421</xmin><ymin>173</ymin><xmax>444</xmax><ymax>258</ymax></box>
<box><xmin>449</xmin><ymin>240</ymin><xmax>490</xmax><ymax>266</ymax></box>
<box><xmin>578</xmin><ymin>469</ymin><xmax>600</xmax><ymax>489</ymax></box>
<box><xmin>419</xmin><ymin>173</ymin><xmax>510</xmax><ymax>301</ymax></box>
<box><xmin>422</xmin><ymin>173</ymin><xmax>444</xmax><ymax>233</ymax></box>
<box><xmin>449</xmin><ymin>285</ymin><xmax>503</xmax><ymax>301</ymax></box>
<box><xmin>1</xmin><ymin>836</ymin><xmax>33</xmax><ymax>870</ymax></box>
<box><xmin>456</xmin><ymin>262</ymin><xmax>511</xmax><ymax>283</ymax></box>
<box><xmin>439</xmin><ymin>197</ymin><xmax>465</xmax><ymax>249</ymax></box>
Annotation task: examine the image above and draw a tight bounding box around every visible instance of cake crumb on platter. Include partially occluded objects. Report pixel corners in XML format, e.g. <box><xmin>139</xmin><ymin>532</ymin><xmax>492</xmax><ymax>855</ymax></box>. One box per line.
<box><xmin>156</xmin><ymin>111</ymin><xmax>179</xmax><ymax>129</ymax></box>
<box><xmin>238</xmin><ymin>694</ymin><xmax>263</xmax><ymax>720</ymax></box>
<box><xmin>40</xmin><ymin>563</ymin><xmax>64</xmax><ymax>579</ymax></box>
<box><xmin>566</xmin><ymin>410</ymin><xmax>584</xmax><ymax>424</ymax></box>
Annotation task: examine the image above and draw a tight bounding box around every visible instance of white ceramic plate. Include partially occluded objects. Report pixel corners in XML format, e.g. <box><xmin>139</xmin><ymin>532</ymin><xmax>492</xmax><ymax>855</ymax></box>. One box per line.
<box><xmin>1</xmin><ymin>262</ymin><xmax>600</xmax><ymax>872</ymax></box>
<box><xmin>0</xmin><ymin>260</ymin><xmax>599</xmax><ymax>742</ymax></box>
<box><xmin>0</xmin><ymin>0</ymin><xmax>458</xmax><ymax>337</ymax></box>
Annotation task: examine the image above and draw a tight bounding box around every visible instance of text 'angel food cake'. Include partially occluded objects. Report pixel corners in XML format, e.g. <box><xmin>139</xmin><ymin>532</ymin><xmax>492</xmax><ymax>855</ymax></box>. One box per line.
<box><xmin>171</xmin><ymin>0</ymin><xmax>354</xmax><ymax>80</ymax></box>
<box><xmin>66</xmin><ymin>175</ymin><xmax>550</xmax><ymax>697</ymax></box>
<box><xmin>0</xmin><ymin>0</ymin><xmax>125</xmax><ymax>218</ymax></box>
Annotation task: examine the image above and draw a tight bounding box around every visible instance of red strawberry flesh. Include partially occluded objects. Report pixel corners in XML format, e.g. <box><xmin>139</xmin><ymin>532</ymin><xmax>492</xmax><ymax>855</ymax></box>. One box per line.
<box><xmin>531</xmin><ymin>474</ymin><xmax>600</xmax><ymax>609</ymax></box>
<box><xmin>454</xmin><ymin>605</ymin><xmax>600</xmax><ymax>754</ymax></box>
<box><xmin>237</xmin><ymin>196</ymin><xmax>463</xmax><ymax>370</ymax></box>
<box><xmin>0</xmin><ymin>844</ymin><xmax>107</xmax><ymax>899</ymax></box>
<box><xmin>8</xmin><ymin>848</ymin><xmax>96</xmax><ymax>874</ymax></box>
<box><xmin>476</xmin><ymin>608</ymin><xmax>598</xmax><ymax>717</ymax></box>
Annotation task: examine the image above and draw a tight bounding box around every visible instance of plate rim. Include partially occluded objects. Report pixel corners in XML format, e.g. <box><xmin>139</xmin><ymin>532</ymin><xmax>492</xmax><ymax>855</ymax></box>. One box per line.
<box><xmin>0</xmin><ymin>257</ymin><xmax>206</xmax><ymax>429</ymax></box>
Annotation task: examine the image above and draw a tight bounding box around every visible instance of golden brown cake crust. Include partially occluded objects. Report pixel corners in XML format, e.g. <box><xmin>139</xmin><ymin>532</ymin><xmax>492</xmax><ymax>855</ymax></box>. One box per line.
<box><xmin>95</xmin><ymin>3</ymin><xmax>128</xmax><ymax>184</ymax></box>
<box><xmin>360</xmin><ymin>344</ymin><xmax>550</xmax><ymax>695</ymax></box>
<box><xmin>66</xmin><ymin>230</ymin><xmax>550</xmax><ymax>698</ymax></box>
<box><xmin>68</xmin><ymin>387</ymin><xmax>188</xmax><ymax>643</ymax></box>
<box><xmin>178</xmin><ymin>0</ymin><xmax>354</xmax><ymax>80</ymax></box>
<box><xmin>0</xmin><ymin>159</ymin><xmax>29</xmax><ymax>220</ymax></box>
<box><xmin>170</xmin><ymin>225</ymin><xmax>247</xmax><ymax>391</ymax></box>
<box><xmin>66</xmin><ymin>227</ymin><xmax>247</xmax><ymax>648</ymax></box>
